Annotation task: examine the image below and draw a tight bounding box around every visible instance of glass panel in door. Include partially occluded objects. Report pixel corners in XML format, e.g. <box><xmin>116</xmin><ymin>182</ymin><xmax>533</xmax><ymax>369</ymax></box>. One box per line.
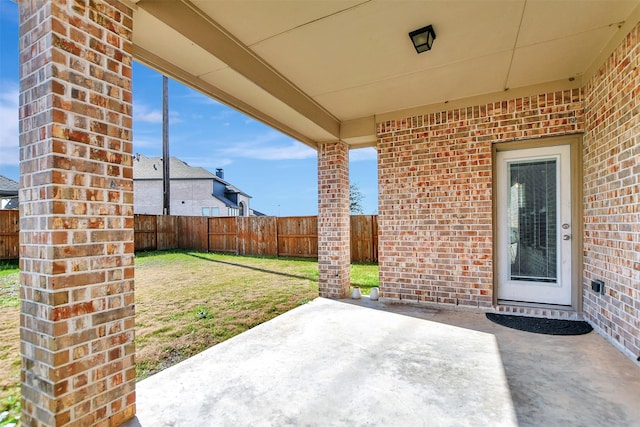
<box><xmin>508</xmin><ymin>160</ymin><xmax>557</xmax><ymax>283</ymax></box>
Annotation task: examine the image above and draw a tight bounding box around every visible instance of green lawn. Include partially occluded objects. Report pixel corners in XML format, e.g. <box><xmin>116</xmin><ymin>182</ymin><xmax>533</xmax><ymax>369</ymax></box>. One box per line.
<box><xmin>0</xmin><ymin>259</ymin><xmax>20</xmax><ymax>426</ymax></box>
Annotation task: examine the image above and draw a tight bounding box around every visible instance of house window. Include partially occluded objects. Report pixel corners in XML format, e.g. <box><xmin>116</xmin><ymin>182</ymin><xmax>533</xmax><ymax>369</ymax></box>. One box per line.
<box><xmin>202</xmin><ymin>207</ymin><xmax>220</xmax><ymax>217</ymax></box>
<box><xmin>228</xmin><ymin>207</ymin><xmax>239</xmax><ymax>216</ymax></box>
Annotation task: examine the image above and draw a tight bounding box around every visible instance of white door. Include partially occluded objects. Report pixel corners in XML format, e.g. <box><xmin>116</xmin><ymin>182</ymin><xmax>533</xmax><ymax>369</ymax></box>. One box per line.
<box><xmin>496</xmin><ymin>145</ymin><xmax>572</xmax><ymax>305</ymax></box>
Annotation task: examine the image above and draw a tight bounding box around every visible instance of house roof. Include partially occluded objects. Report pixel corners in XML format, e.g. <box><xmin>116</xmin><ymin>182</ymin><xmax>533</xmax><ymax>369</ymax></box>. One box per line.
<box><xmin>224</xmin><ymin>184</ymin><xmax>250</xmax><ymax>199</ymax></box>
<box><xmin>212</xmin><ymin>194</ymin><xmax>238</xmax><ymax>209</ymax></box>
<box><xmin>132</xmin><ymin>0</ymin><xmax>640</xmax><ymax>148</ymax></box>
<box><xmin>3</xmin><ymin>197</ymin><xmax>18</xmax><ymax>209</ymax></box>
<box><xmin>133</xmin><ymin>154</ymin><xmax>252</xmax><ymax>202</ymax></box>
<box><xmin>250</xmin><ymin>209</ymin><xmax>267</xmax><ymax>217</ymax></box>
<box><xmin>133</xmin><ymin>155</ymin><xmax>218</xmax><ymax>180</ymax></box>
<box><xmin>0</xmin><ymin>175</ymin><xmax>19</xmax><ymax>197</ymax></box>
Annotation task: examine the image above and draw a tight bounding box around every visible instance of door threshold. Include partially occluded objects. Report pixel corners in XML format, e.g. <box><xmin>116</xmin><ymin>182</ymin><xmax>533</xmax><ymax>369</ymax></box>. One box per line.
<box><xmin>496</xmin><ymin>300</ymin><xmax>582</xmax><ymax>320</ymax></box>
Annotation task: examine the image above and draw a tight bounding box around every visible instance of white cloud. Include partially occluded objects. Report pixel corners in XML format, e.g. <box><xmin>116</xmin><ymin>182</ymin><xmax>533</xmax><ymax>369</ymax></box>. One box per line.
<box><xmin>218</xmin><ymin>132</ymin><xmax>316</xmax><ymax>161</ymax></box>
<box><xmin>349</xmin><ymin>146</ymin><xmax>377</xmax><ymax>162</ymax></box>
<box><xmin>182</xmin><ymin>156</ymin><xmax>233</xmax><ymax>169</ymax></box>
<box><xmin>133</xmin><ymin>135</ymin><xmax>161</xmax><ymax>150</ymax></box>
<box><xmin>208</xmin><ymin>109</ymin><xmax>233</xmax><ymax>122</ymax></box>
<box><xmin>133</xmin><ymin>103</ymin><xmax>183</xmax><ymax>125</ymax></box>
<box><xmin>0</xmin><ymin>83</ymin><xmax>19</xmax><ymax>166</ymax></box>
<box><xmin>169</xmin><ymin>111</ymin><xmax>183</xmax><ymax>125</ymax></box>
<box><xmin>180</xmin><ymin>91</ymin><xmax>222</xmax><ymax>106</ymax></box>
<box><xmin>134</xmin><ymin>103</ymin><xmax>163</xmax><ymax>123</ymax></box>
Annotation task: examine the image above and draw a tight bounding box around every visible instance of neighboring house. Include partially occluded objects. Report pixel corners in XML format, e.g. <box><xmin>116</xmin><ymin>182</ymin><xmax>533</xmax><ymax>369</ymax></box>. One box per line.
<box><xmin>0</xmin><ymin>175</ymin><xmax>18</xmax><ymax>210</ymax></box>
<box><xmin>133</xmin><ymin>155</ymin><xmax>259</xmax><ymax>217</ymax></box>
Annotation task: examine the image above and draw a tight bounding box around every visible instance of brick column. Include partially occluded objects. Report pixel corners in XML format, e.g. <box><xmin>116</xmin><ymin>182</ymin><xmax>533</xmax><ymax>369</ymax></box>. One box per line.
<box><xmin>317</xmin><ymin>141</ymin><xmax>350</xmax><ymax>298</ymax></box>
<box><xmin>19</xmin><ymin>1</ymin><xmax>135</xmax><ymax>425</ymax></box>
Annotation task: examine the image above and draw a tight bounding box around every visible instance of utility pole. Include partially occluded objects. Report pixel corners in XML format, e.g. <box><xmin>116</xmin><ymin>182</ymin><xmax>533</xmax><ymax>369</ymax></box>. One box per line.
<box><xmin>162</xmin><ymin>75</ymin><xmax>170</xmax><ymax>215</ymax></box>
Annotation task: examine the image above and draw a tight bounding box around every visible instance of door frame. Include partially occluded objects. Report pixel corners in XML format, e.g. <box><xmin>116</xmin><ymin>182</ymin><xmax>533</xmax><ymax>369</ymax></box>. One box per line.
<box><xmin>492</xmin><ymin>135</ymin><xmax>583</xmax><ymax>311</ymax></box>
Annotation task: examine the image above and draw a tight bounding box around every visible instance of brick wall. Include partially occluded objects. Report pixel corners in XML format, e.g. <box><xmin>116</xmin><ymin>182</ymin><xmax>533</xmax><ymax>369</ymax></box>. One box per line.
<box><xmin>19</xmin><ymin>0</ymin><xmax>135</xmax><ymax>425</ymax></box>
<box><xmin>317</xmin><ymin>141</ymin><xmax>350</xmax><ymax>298</ymax></box>
<box><xmin>377</xmin><ymin>91</ymin><xmax>584</xmax><ymax>308</ymax></box>
<box><xmin>583</xmin><ymin>22</ymin><xmax>640</xmax><ymax>360</ymax></box>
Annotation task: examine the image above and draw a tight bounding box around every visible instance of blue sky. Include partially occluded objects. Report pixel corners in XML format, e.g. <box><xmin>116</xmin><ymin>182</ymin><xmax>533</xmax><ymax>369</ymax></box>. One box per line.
<box><xmin>0</xmin><ymin>0</ymin><xmax>377</xmax><ymax>216</ymax></box>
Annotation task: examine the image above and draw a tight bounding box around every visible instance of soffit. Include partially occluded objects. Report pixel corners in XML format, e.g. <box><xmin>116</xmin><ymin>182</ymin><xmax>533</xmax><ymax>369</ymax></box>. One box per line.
<box><xmin>134</xmin><ymin>8</ymin><xmax>227</xmax><ymax>77</ymax></box>
<box><xmin>238</xmin><ymin>1</ymin><xmax>524</xmax><ymax>98</ymax></box>
<box><xmin>132</xmin><ymin>0</ymin><xmax>640</xmax><ymax>148</ymax></box>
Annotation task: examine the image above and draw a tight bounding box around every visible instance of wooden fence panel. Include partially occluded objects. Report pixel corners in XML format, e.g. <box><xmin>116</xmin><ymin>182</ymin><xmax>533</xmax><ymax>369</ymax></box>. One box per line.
<box><xmin>134</xmin><ymin>214</ymin><xmax>157</xmax><ymax>251</ymax></box>
<box><xmin>253</xmin><ymin>216</ymin><xmax>278</xmax><ymax>256</ymax></box>
<box><xmin>208</xmin><ymin>217</ymin><xmax>237</xmax><ymax>253</ymax></box>
<box><xmin>4</xmin><ymin>213</ymin><xmax>378</xmax><ymax>261</ymax></box>
<box><xmin>237</xmin><ymin>216</ymin><xmax>278</xmax><ymax>257</ymax></box>
<box><xmin>0</xmin><ymin>210</ymin><xmax>19</xmax><ymax>260</ymax></box>
<box><xmin>236</xmin><ymin>217</ymin><xmax>250</xmax><ymax>256</ymax></box>
<box><xmin>156</xmin><ymin>215</ymin><xmax>178</xmax><ymax>250</ymax></box>
<box><xmin>277</xmin><ymin>216</ymin><xmax>317</xmax><ymax>258</ymax></box>
<box><xmin>351</xmin><ymin>215</ymin><xmax>377</xmax><ymax>263</ymax></box>
<box><xmin>178</xmin><ymin>216</ymin><xmax>208</xmax><ymax>251</ymax></box>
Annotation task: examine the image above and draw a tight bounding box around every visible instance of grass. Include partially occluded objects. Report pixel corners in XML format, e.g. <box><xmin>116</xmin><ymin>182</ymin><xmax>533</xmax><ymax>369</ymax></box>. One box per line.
<box><xmin>0</xmin><ymin>260</ymin><xmax>20</xmax><ymax>309</ymax></box>
<box><xmin>0</xmin><ymin>251</ymin><xmax>379</xmax><ymax>421</ymax></box>
<box><xmin>0</xmin><ymin>259</ymin><xmax>20</xmax><ymax>426</ymax></box>
<box><xmin>350</xmin><ymin>263</ymin><xmax>379</xmax><ymax>295</ymax></box>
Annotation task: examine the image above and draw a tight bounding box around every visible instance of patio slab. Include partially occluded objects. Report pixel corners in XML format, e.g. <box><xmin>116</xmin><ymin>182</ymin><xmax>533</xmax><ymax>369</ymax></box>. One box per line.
<box><xmin>124</xmin><ymin>297</ymin><xmax>640</xmax><ymax>427</ymax></box>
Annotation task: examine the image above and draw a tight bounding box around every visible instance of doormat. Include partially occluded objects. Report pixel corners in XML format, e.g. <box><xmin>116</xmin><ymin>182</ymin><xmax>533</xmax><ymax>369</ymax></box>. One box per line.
<box><xmin>486</xmin><ymin>313</ymin><xmax>593</xmax><ymax>335</ymax></box>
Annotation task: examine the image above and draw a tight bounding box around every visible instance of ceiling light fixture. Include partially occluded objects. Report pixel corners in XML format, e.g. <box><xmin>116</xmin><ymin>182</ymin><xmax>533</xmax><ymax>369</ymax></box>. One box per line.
<box><xmin>409</xmin><ymin>25</ymin><xmax>436</xmax><ymax>53</ymax></box>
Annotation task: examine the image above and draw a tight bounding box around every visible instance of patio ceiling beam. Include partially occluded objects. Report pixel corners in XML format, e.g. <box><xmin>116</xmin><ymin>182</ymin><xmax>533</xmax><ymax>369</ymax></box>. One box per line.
<box><xmin>340</xmin><ymin>116</ymin><xmax>377</xmax><ymax>148</ymax></box>
<box><xmin>136</xmin><ymin>0</ymin><xmax>341</xmax><ymax>142</ymax></box>
<box><xmin>134</xmin><ymin>45</ymin><xmax>321</xmax><ymax>149</ymax></box>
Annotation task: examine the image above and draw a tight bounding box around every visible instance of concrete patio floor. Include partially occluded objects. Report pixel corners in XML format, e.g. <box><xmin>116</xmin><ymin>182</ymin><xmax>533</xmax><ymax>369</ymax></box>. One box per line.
<box><xmin>124</xmin><ymin>297</ymin><xmax>640</xmax><ymax>427</ymax></box>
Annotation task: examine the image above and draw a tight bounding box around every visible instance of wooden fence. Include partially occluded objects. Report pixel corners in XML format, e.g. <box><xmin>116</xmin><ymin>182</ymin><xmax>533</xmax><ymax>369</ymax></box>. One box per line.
<box><xmin>136</xmin><ymin>214</ymin><xmax>378</xmax><ymax>263</ymax></box>
<box><xmin>0</xmin><ymin>210</ymin><xmax>19</xmax><ymax>260</ymax></box>
<box><xmin>0</xmin><ymin>211</ymin><xmax>378</xmax><ymax>262</ymax></box>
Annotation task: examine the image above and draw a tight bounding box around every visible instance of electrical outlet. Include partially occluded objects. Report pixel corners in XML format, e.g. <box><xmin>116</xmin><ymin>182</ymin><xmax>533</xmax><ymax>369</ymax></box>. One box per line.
<box><xmin>591</xmin><ymin>280</ymin><xmax>604</xmax><ymax>294</ymax></box>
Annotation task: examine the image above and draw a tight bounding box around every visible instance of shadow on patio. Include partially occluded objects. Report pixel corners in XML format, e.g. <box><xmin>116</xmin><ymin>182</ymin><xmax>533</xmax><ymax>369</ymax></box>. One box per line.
<box><xmin>124</xmin><ymin>298</ymin><xmax>640</xmax><ymax>426</ymax></box>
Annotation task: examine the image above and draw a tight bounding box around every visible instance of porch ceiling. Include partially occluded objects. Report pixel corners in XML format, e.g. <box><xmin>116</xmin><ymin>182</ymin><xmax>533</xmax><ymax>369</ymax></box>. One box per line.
<box><xmin>132</xmin><ymin>0</ymin><xmax>640</xmax><ymax>148</ymax></box>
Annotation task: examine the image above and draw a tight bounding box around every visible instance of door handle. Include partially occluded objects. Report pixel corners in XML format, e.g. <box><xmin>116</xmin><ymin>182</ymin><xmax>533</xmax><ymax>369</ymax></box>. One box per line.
<box><xmin>563</xmin><ymin>234</ymin><xmax>571</xmax><ymax>240</ymax></box>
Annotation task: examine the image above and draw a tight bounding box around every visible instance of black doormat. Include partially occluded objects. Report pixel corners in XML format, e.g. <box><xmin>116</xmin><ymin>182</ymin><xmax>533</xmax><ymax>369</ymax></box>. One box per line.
<box><xmin>486</xmin><ymin>313</ymin><xmax>593</xmax><ymax>335</ymax></box>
